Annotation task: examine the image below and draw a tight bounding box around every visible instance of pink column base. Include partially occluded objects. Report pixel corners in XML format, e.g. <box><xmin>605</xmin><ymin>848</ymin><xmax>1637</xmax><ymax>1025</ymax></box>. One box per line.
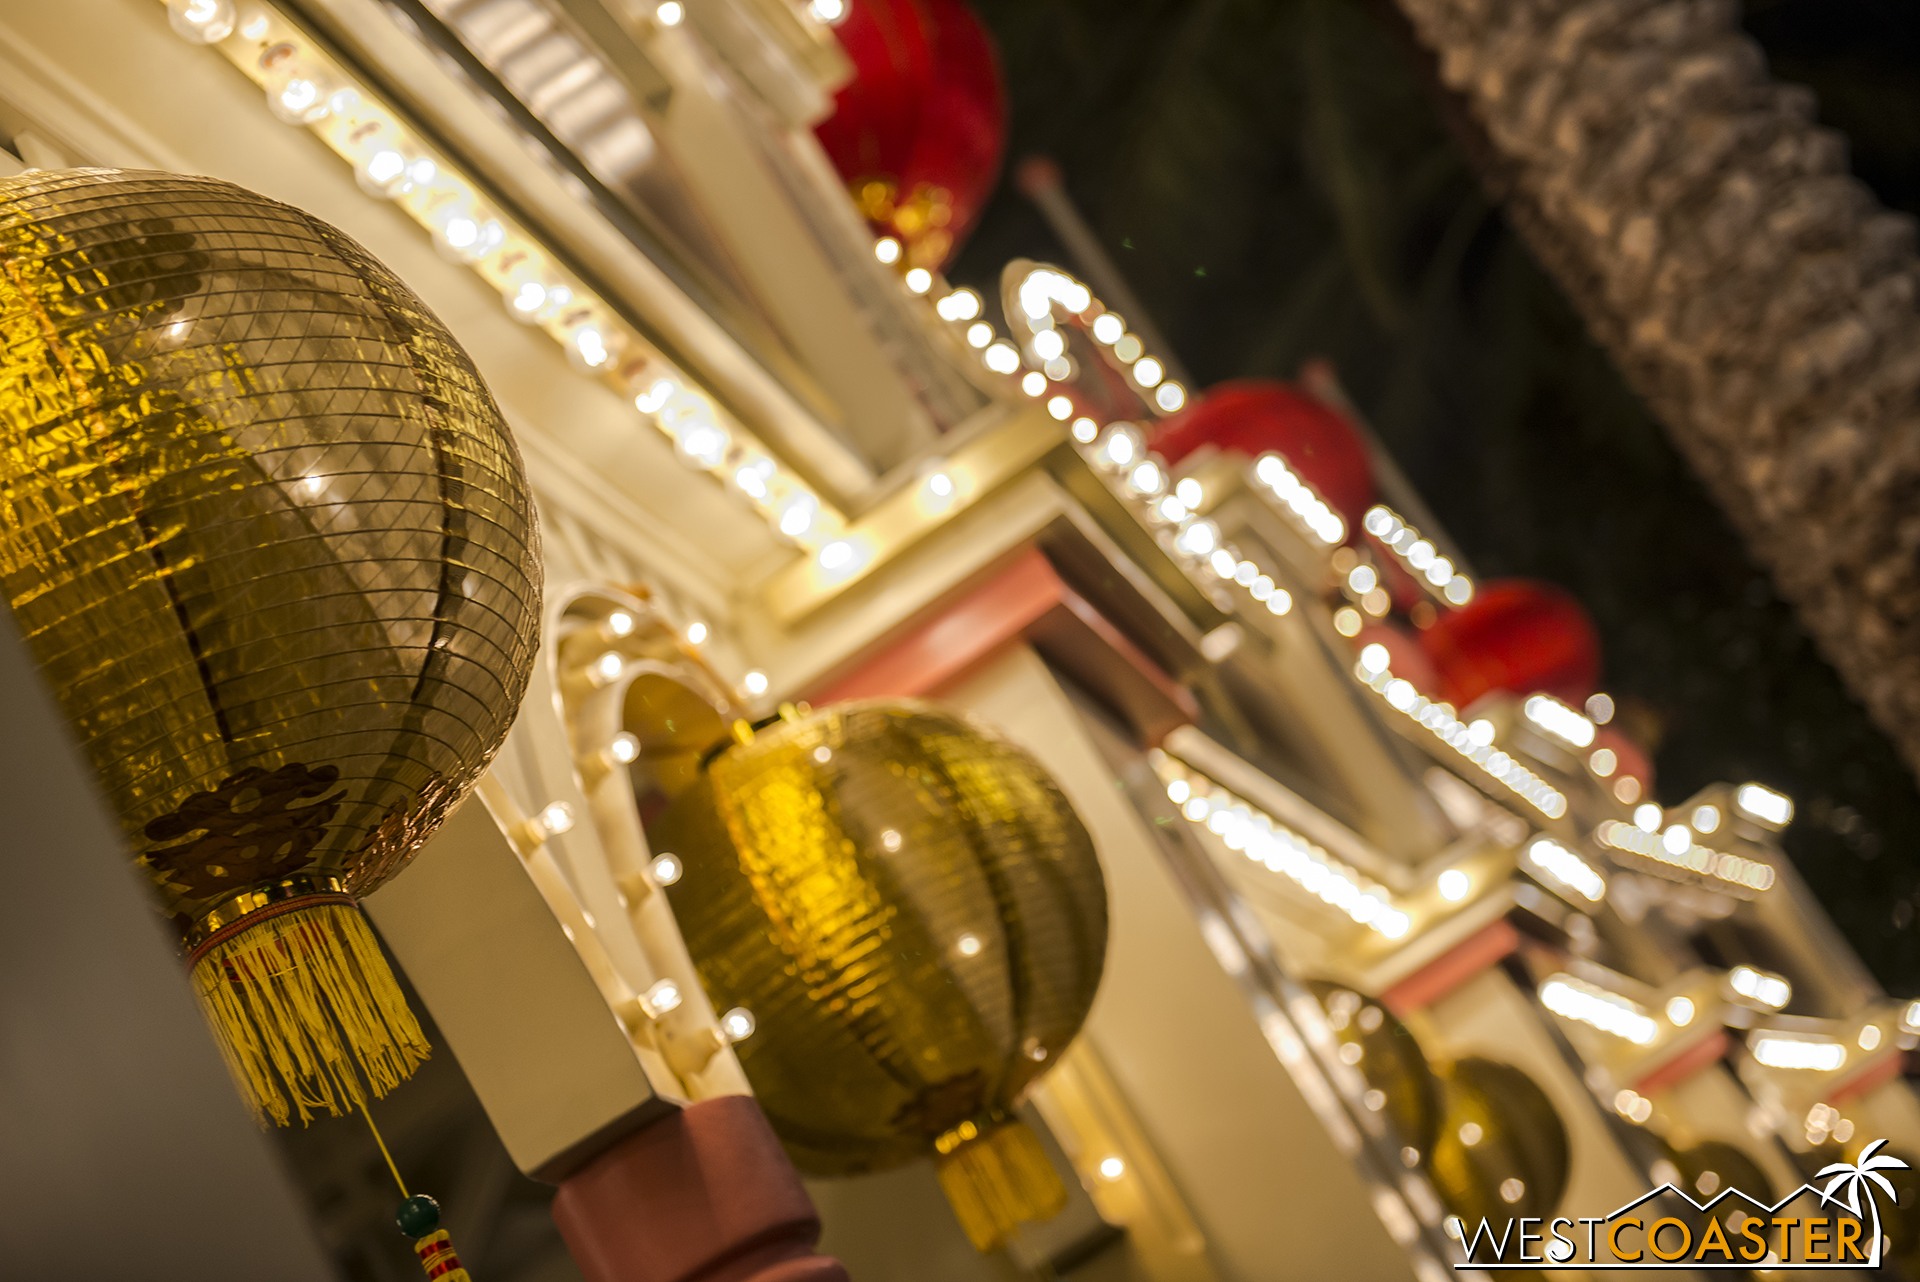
<box><xmin>552</xmin><ymin>1095</ymin><xmax>850</xmax><ymax>1282</ymax></box>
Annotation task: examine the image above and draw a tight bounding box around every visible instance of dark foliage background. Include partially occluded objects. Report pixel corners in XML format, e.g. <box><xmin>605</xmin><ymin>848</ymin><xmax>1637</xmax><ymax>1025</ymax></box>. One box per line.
<box><xmin>951</xmin><ymin>0</ymin><xmax>1920</xmax><ymax>987</ymax></box>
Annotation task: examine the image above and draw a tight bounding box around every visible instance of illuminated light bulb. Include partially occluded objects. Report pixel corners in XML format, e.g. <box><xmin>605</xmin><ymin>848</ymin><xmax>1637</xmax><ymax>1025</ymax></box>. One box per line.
<box><xmin>1020</xmin><ymin>371</ymin><xmax>1048</xmax><ymax>397</ymax></box>
<box><xmin>742</xmin><ymin>670</ymin><xmax>770</xmax><ymax>696</ymax></box>
<box><xmin>1467</xmin><ymin>719</ymin><xmax>1495</xmax><ymax>746</ymax></box>
<box><xmin>1127</xmin><ymin>461</ymin><xmax>1166</xmax><ymax>497</ymax></box>
<box><xmin>1070</xmin><ymin>417</ymin><xmax>1098</xmax><ymax>443</ymax></box>
<box><xmin>513</xmin><ymin>281</ymin><xmax>549</xmax><ymax>315</ymax></box>
<box><xmin>720</xmin><ymin>1006</ymin><xmax>757</xmax><ymax>1042</ymax></box>
<box><xmin>1207</xmin><ymin>549</ymin><xmax>1236</xmax><ymax>578</ymax></box>
<box><xmin>1444</xmin><ymin>576</ymin><xmax>1474</xmax><ymax>606</ymax></box>
<box><xmin>1437</xmin><ymin>869</ymin><xmax>1470</xmax><ymax>902</ymax></box>
<box><xmin>1734</xmin><ymin>782</ymin><xmax>1793</xmax><ymax>828</ymax></box>
<box><xmin>1729</xmin><ymin>966</ymin><xmax>1790</xmax><ymax>1010</ymax></box>
<box><xmin>1032</xmin><ymin>329</ymin><xmax>1066</xmax><ymax>361</ymax></box>
<box><xmin>1098</xmin><ymin>426</ymin><xmax>1139</xmax><ymax>469</ymax></box>
<box><xmin>880</xmin><ymin>829</ymin><xmax>902</xmax><ymax>852</ymax></box>
<box><xmin>1333</xmin><ymin>607</ymin><xmax>1363</xmax><ymax>637</ymax></box>
<box><xmin>361</xmin><ymin>149</ymin><xmax>407</xmax><ymax>190</ymax></box>
<box><xmin>592</xmin><ymin>651</ymin><xmax>624</xmax><ymax>684</ymax></box>
<box><xmin>1154</xmin><ymin>382</ymin><xmax>1186</xmax><ymax>412</ymax></box>
<box><xmin>936</xmin><ymin>289</ymin><xmax>982</xmax><ymax>321</ymax></box>
<box><xmin>409</xmin><ymin>159</ymin><xmax>437</xmax><ymax>187</ymax></box>
<box><xmin>633</xmin><ymin>378</ymin><xmax>676</xmax><ymax>414</ymax></box>
<box><xmin>643</xmin><ymin>977</ymin><xmax>683</xmax><ymax>1017</ymax></box>
<box><xmin>1099</xmin><ymin>1156</ymin><xmax>1126</xmax><ymax>1180</ymax></box>
<box><xmin>1588</xmin><ymin>747</ymin><xmax>1617</xmax><ymax>777</ymax></box>
<box><xmin>1132</xmin><ymin>356</ymin><xmax>1164</xmax><ymax>388</ymax></box>
<box><xmin>240</xmin><ymin>11</ymin><xmax>267</xmax><ymax>37</ymax></box>
<box><xmin>1364</xmin><ymin>507</ymin><xmax>1396</xmax><ymax>538</ymax></box>
<box><xmin>1614</xmin><ymin>775</ymin><xmax>1642</xmax><ymax>803</ymax></box>
<box><xmin>1166</xmin><ymin>779</ymin><xmax>1191</xmax><ymax>804</ymax></box>
<box><xmin>573</xmin><ymin>327</ymin><xmax>610</xmax><ymax>368</ymax></box>
<box><xmin>609</xmin><ymin>732</ymin><xmax>641</xmax><ymax>764</ymax></box>
<box><xmin>966</xmin><ymin>322</ymin><xmax>994</xmax><ymax>349</ymax></box>
<box><xmin>539</xmin><ymin>801</ymin><xmax>575</xmax><ymax>837</ymax></box>
<box><xmin>168</xmin><ymin>0</ymin><xmax>237</xmax><ymax>43</ymax></box>
<box><xmin>1266</xmin><ymin>591</ymin><xmax>1292</xmax><ymax>615</ymax></box>
<box><xmin>1691</xmin><ymin>805</ymin><xmax>1720</xmax><ymax>834</ymax></box>
<box><xmin>1662</xmin><ymin>824</ymin><xmax>1691</xmax><ymax>856</ymax></box>
<box><xmin>1347</xmin><ymin>565</ymin><xmax>1377</xmax><ymax>594</ymax></box>
<box><xmin>271</xmin><ymin>73</ymin><xmax>330</xmax><ymax>125</ymax></box>
<box><xmin>817</xmin><ymin>540</ymin><xmax>856</xmax><ymax>572</ymax></box>
<box><xmin>1175</xmin><ymin>478</ymin><xmax>1204</xmax><ymax>508</ymax></box>
<box><xmin>955</xmin><ymin>933</ymin><xmax>982</xmax><ymax>958</ymax></box>
<box><xmin>1235</xmin><ymin>561</ymin><xmax>1260</xmax><ymax>586</ymax></box>
<box><xmin>1539</xmin><ymin>975</ymin><xmax>1656</xmax><ymax>1045</ymax></box>
<box><xmin>1250</xmin><ymin>577</ymin><xmax>1274</xmax><ymax>601</ymax></box>
<box><xmin>655</xmin><ymin>1</ymin><xmax>684</xmax><ymax>25</ymax></box>
<box><xmin>776</xmin><ymin>494</ymin><xmax>818</xmax><ymax>539</ymax></box>
<box><xmin>1860</xmin><ymin>1024</ymin><xmax>1882</xmax><ymax>1051</ymax></box>
<box><xmin>923</xmin><ymin>471</ymin><xmax>956</xmax><ymax>502</ymax></box>
<box><xmin>983</xmin><ymin>342</ymin><xmax>1021</xmax><ymax>374</ymax></box>
<box><xmin>1113</xmin><ymin>334</ymin><xmax>1143</xmax><ymax>363</ymax></box>
<box><xmin>676</xmin><ymin>422</ymin><xmax>730</xmax><ymax>470</ymax></box>
<box><xmin>1174</xmin><ymin>519</ymin><xmax>1220</xmax><ymax>558</ymax></box>
<box><xmin>1426</xmin><ymin>557</ymin><xmax>1454</xmax><ymax>587</ymax></box>
<box><xmin>873</xmin><ymin>236</ymin><xmax>901</xmax><ymax>264</ymax></box>
<box><xmin>442</xmin><ymin>217</ymin><xmax>479</xmax><ymax>251</ymax></box>
<box><xmin>606</xmin><ymin>610</ymin><xmax>636</xmax><ymax>636</ymax></box>
<box><xmin>1666</xmin><ymin>996</ymin><xmax>1695</xmax><ymax>1027</ymax></box>
<box><xmin>1091</xmin><ymin>313</ymin><xmax>1125</xmax><ymax>344</ymax></box>
<box><xmin>1405</xmin><ymin>540</ymin><xmax>1435</xmax><ymax>570</ymax></box>
<box><xmin>733</xmin><ymin>460</ymin><xmax>773</xmax><ymax>500</ymax></box>
<box><xmin>1586</xmin><ymin>693</ymin><xmax>1616</xmax><ymax>723</ymax></box>
<box><xmin>1047</xmin><ymin>395</ymin><xmax>1074</xmax><ymax>421</ymax></box>
<box><xmin>1634</xmin><ymin>803</ymin><xmax>1663</xmax><ymax>832</ymax></box>
<box><xmin>904</xmin><ymin>267</ymin><xmax>933</xmax><ymax>294</ymax></box>
<box><xmin>1358</xmin><ymin>644</ymin><xmax>1390</xmax><ymax>676</ymax></box>
<box><xmin>650</xmin><ymin>851</ymin><xmax>683</xmax><ymax>885</ymax></box>
<box><xmin>300</xmin><ymin>474</ymin><xmax>326</xmax><ymax>496</ymax></box>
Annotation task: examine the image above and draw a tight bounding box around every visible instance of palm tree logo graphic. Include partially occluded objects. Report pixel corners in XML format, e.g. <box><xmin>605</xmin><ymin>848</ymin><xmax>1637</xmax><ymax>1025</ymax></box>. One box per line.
<box><xmin>1816</xmin><ymin>1139</ymin><xmax>1910</xmax><ymax>1267</ymax></box>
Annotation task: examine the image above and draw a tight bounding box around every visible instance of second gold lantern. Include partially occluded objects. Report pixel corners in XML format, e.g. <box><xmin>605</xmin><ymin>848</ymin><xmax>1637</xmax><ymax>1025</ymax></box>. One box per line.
<box><xmin>648</xmin><ymin>700</ymin><xmax>1109</xmax><ymax>1251</ymax></box>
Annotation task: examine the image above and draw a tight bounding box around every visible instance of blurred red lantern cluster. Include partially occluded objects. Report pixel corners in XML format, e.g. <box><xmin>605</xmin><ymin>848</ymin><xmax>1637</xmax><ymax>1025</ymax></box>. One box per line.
<box><xmin>814</xmin><ymin>0</ymin><xmax>1006</xmax><ymax>270</ymax></box>
<box><xmin>1419</xmin><ymin>580</ymin><xmax>1601</xmax><ymax>712</ymax></box>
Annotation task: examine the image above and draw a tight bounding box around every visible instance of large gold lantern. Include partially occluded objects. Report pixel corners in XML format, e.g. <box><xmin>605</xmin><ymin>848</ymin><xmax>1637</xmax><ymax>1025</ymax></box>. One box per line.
<box><xmin>648</xmin><ymin>700</ymin><xmax>1109</xmax><ymax>1251</ymax></box>
<box><xmin>0</xmin><ymin>170</ymin><xmax>540</xmax><ymax>1126</ymax></box>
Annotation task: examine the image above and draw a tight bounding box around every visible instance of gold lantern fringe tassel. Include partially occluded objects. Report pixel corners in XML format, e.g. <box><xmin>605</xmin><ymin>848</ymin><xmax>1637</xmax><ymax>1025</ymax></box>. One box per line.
<box><xmin>934</xmin><ymin>1119</ymin><xmax>1070</xmax><ymax>1252</ymax></box>
<box><xmin>189</xmin><ymin>897</ymin><xmax>429</xmax><ymax>1127</ymax></box>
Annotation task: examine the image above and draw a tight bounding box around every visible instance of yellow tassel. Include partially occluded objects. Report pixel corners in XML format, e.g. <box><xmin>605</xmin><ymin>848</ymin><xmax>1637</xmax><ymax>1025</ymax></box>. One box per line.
<box><xmin>934</xmin><ymin>1119</ymin><xmax>1069</xmax><ymax>1253</ymax></box>
<box><xmin>189</xmin><ymin>897</ymin><xmax>429</xmax><ymax>1127</ymax></box>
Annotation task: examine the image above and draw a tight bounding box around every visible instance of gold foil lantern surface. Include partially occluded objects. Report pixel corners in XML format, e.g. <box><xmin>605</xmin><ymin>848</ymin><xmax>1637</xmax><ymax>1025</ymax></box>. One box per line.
<box><xmin>0</xmin><ymin>169</ymin><xmax>540</xmax><ymax>1123</ymax></box>
<box><xmin>652</xmin><ymin>700</ymin><xmax>1108</xmax><ymax>1250</ymax></box>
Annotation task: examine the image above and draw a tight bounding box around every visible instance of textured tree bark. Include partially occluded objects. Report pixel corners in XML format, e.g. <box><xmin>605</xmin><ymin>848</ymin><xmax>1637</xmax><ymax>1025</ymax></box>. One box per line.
<box><xmin>1386</xmin><ymin>0</ymin><xmax>1920</xmax><ymax>781</ymax></box>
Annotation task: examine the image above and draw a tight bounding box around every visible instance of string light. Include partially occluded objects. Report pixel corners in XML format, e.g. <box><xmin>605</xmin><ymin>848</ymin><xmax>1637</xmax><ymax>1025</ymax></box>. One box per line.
<box><xmin>1728</xmin><ymin>965</ymin><xmax>1791</xmax><ymax>1010</ymax></box>
<box><xmin>1254</xmin><ymin>454</ymin><xmax>1345</xmax><ymax>546</ymax></box>
<box><xmin>1523</xmin><ymin>837</ymin><xmax>1606</xmax><ymax>903</ymax></box>
<box><xmin>1522</xmin><ymin>694</ymin><xmax>1595</xmax><ymax>748</ymax></box>
<box><xmin>1749</xmin><ymin>1034</ymin><xmax>1844</xmax><ymax>1072</ymax></box>
<box><xmin>1595</xmin><ymin>821</ymin><xmax>1775</xmax><ymax>892</ymax></box>
<box><xmin>1733</xmin><ymin>782</ymin><xmax>1794</xmax><ymax>828</ymax></box>
<box><xmin>1355</xmin><ymin>662</ymin><xmax>1567</xmax><ymax>818</ymax></box>
<box><xmin>1155</xmin><ymin>757</ymin><xmax>1410</xmax><ymax>939</ymax></box>
<box><xmin>1539</xmin><ymin>974</ymin><xmax>1656</xmax><ymax>1045</ymax></box>
<box><xmin>169</xmin><ymin>5</ymin><xmax>846</xmax><ymax>556</ymax></box>
<box><xmin>1362</xmin><ymin>506</ymin><xmax>1472</xmax><ymax>605</ymax></box>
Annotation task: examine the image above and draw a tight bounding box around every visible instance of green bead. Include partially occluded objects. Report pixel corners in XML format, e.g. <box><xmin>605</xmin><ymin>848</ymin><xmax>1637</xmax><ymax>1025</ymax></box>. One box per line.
<box><xmin>395</xmin><ymin>1194</ymin><xmax>441</xmax><ymax>1239</ymax></box>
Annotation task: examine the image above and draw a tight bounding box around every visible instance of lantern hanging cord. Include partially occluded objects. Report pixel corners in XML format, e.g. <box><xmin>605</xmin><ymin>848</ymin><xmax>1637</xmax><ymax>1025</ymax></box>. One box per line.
<box><xmin>361</xmin><ymin>1101</ymin><xmax>409</xmax><ymax>1199</ymax></box>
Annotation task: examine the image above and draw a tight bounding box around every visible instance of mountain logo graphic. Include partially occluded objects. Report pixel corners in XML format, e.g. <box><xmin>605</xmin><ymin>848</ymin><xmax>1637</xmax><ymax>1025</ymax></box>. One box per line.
<box><xmin>1454</xmin><ymin>1139</ymin><xmax>1908</xmax><ymax>1270</ymax></box>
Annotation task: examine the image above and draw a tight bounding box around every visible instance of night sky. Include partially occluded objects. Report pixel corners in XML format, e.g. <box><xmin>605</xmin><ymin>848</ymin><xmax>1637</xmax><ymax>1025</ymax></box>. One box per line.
<box><xmin>951</xmin><ymin>0</ymin><xmax>1920</xmax><ymax>989</ymax></box>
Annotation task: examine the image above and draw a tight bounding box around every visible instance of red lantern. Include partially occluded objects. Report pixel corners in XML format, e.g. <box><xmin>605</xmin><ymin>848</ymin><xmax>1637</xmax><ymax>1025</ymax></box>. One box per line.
<box><xmin>814</xmin><ymin>0</ymin><xmax>1007</xmax><ymax>269</ymax></box>
<box><xmin>1148</xmin><ymin>380</ymin><xmax>1375</xmax><ymax>532</ymax></box>
<box><xmin>1419</xmin><ymin>580</ymin><xmax>1601</xmax><ymax>710</ymax></box>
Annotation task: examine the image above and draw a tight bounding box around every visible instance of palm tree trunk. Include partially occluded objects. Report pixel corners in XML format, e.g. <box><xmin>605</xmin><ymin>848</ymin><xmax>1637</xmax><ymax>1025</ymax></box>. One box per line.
<box><xmin>1386</xmin><ymin>0</ymin><xmax>1920</xmax><ymax>782</ymax></box>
